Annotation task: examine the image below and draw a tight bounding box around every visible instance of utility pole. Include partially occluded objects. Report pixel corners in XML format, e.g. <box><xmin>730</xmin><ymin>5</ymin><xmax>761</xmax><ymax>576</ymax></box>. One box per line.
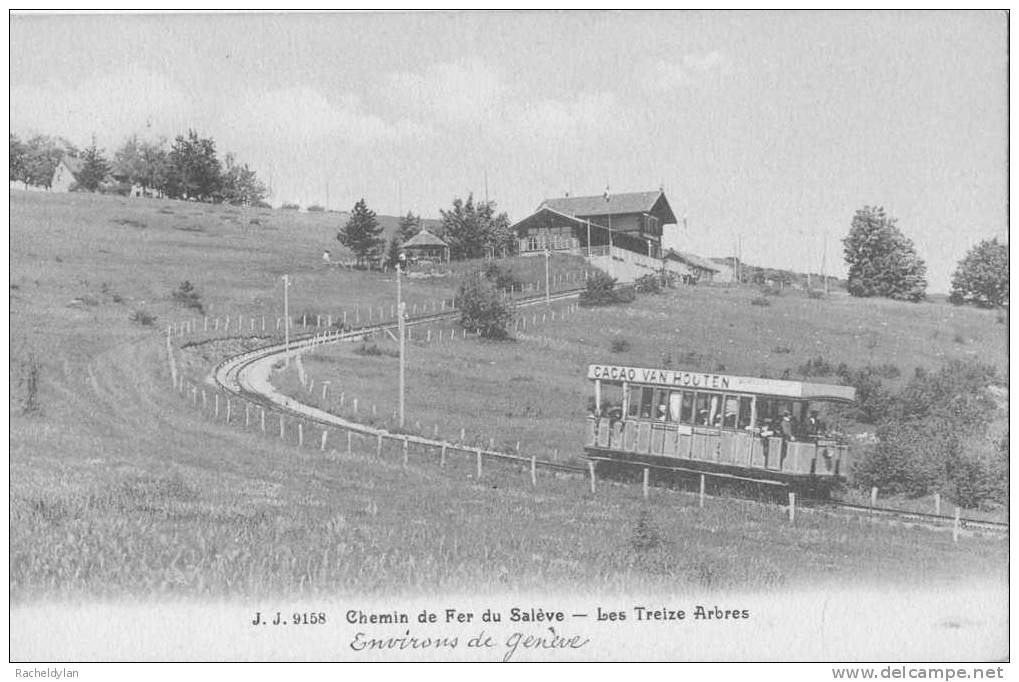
<box><xmin>544</xmin><ymin>248</ymin><xmax>551</xmax><ymax>305</ymax></box>
<box><xmin>397</xmin><ymin>253</ymin><xmax>406</xmax><ymax>428</ymax></box>
<box><xmin>822</xmin><ymin>230</ymin><xmax>829</xmax><ymax>295</ymax></box>
<box><xmin>282</xmin><ymin>274</ymin><xmax>291</xmax><ymax>365</ymax></box>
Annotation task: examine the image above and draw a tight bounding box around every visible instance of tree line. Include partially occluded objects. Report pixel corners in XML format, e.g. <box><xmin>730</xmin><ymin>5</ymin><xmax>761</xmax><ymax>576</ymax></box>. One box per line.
<box><xmin>9</xmin><ymin>129</ymin><xmax>267</xmax><ymax>206</ymax></box>
<box><xmin>337</xmin><ymin>193</ymin><xmax>516</xmax><ymax>267</ymax></box>
<box><xmin>842</xmin><ymin>205</ymin><xmax>1007</xmax><ymax>308</ymax></box>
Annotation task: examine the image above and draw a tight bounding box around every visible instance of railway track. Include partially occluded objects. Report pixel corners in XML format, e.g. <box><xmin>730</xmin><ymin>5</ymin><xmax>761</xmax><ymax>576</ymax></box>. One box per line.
<box><xmin>210</xmin><ymin>287</ymin><xmax>588</xmax><ymax>474</ymax></box>
<box><xmin>198</xmin><ymin>286</ymin><xmax>1007</xmax><ymax>537</ymax></box>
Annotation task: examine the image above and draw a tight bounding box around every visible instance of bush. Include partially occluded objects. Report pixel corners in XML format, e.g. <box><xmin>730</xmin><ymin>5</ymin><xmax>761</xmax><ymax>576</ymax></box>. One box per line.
<box><xmin>483</xmin><ymin>262</ymin><xmax>522</xmax><ymax>292</ymax></box>
<box><xmin>760</xmin><ymin>285</ymin><xmax>782</xmax><ymax>296</ymax></box>
<box><xmin>634</xmin><ymin>273</ymin><xmax>664</xmax><ymax>294</ymax></box>
<box><xmin>280</xmin><ymin>202</ymin><xmax>301</xmax><ymax>211</ymax></box>
<box><xmin>798</xmin><ymin>356</ymin><xmax>836</xmax><ymax>377</ymax></box>
<box><xmin>306</xmin><ymin>205</ymin><xmax>325</xmax><ymax>212</ymax></box>
<box><xmin>129</xmin><ymin>309</ymin><xmax>157</xmax><ymax>326</ymax></box>
<box><xmin>806</xmin><ymin>289</ymin><xmax>825</xmax><ymax>299</ymax></box>
<box><xmin>750</xmin><ymin>297</ymin><xmax>771</xmax><ymax>307</ymax></box>
<box><xmin>579</xmin><ymin>271</ymin><xmax>633</xmax><ymax>307</ymax></box>
<box><xmin>610</xmin><ymin>338</ymin><xmax>630</xmax><ymax>353</ymax></box>
<box><xmin>771</xmin><ymin>345</ymin><xmax>792</xmax><ymax>354</ymax></box>
<box><xmin>456</xmin><ymin>274</ymin><xmax>514</xmax><ymax>339</ymax></box>
<box><xmin>171</xmin><ymin>281</ymin><xmax>204</xmax><ymax>314</ymax></box>
<box><xmin>252</xmin><ymin>200</ymin><xmax>272</xmax><ymax>209</ymax></box>
<box><xmin>948</xmin><ymin>237</ymin><xmax>1008</xmax><ymax>308</ymax></box>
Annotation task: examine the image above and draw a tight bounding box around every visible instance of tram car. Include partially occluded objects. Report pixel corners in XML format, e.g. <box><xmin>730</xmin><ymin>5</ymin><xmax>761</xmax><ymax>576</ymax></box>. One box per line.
<box><xmin>584</xmin><ymin>364</ymin><xmax>856</xmax><ymax>494</ymax></box>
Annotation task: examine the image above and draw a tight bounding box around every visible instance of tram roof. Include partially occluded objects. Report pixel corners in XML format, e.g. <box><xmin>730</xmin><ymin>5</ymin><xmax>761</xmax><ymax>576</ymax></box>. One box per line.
<box><xmin>587</xmin><ymin>364</ymin><xmax>857</xmax><ymax>403</ymax></box>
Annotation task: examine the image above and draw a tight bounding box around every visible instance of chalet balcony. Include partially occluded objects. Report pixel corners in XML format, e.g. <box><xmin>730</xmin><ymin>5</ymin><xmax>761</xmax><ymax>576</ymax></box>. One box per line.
<box><xmin>517</xmin><ymin>236</ymin><xmax>581</xmax><ymax>254</ymax></box>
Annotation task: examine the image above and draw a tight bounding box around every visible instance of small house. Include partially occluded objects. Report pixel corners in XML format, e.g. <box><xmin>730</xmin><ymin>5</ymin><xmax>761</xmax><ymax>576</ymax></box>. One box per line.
<box><xmin>664</xmin><ymin>249</ymin><xmax>721</xmax><ymax>284</ymax></box>
<box><xmin>50</xmin><ymin>157</ymin><xmax>83</xmax><ymax>192</ymax></box>
<box><xmin>402</xmin><ymin>229</ymin><xmax>449</xmax><ymax>263</ymax></box>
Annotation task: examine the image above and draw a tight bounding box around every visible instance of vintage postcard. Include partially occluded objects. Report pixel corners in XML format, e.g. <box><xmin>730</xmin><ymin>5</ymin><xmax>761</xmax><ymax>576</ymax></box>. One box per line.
<box><xmin>8</xmin><ymin>10</ymin><xmax>1008</xmax><ymax>671</ymax></box>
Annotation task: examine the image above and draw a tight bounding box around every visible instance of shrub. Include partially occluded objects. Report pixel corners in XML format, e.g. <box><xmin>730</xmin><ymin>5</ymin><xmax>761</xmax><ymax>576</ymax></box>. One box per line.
<box><xmin>630</xmin><ymin>509</ymin><xmax>663</xmax><ymax>553</ymax></box>
<box><xmin>171</xmin><ymin>281</ymin><xmax>204</xmax><ymax>314</ymax></box>
<box><xmin>760</xmin><ymin>285</ymin><xmax>782</xmax><ymax>296</ymax></box>
<box><xmin>750</xmin><ymin>297</ymin><xmax>771</xmax><ymax>307</ymax></box>
<box><xmin>610</xmin><ymin>338</ymin><xmax>631</xmax><ymax>353</ymax></box>
<box><xmin>634</xmin><ymin>273</ymin><xmax>664</xmax><ymax>294</ymax></box>
<box><xmin>867</xmin><ymin>363</ymin><xmax>901</xmax><ymax>380</ymax></box>
<box><xmin>457</xmin><ymin>274</ymin><xmax>514</xmax><ymax>339</ymax></box>
<box><xmin>280</xmin><ymin>202</ymin><xmax>301</xmax><ymax>210</ymax></box>
<box><xmin>483</xmin><ymin>262</ymin><xmax>522</xmax><ymax>292</ymax></box>
<box><xmin>798</xmin><ymin>356</ymin><xmax>836</xmax><ymax>377</ymax></box>
<box><xmin>252</xmin><ymin>200</ymin><xmax>272</xmax><ymax>209</ymax></box>
<box><xmin>579</xmin><ymin>271</ymin><xmax>633</xmax><ymax>307</ymax></box>
<box><xmin>771</xmin><ymin>345</ymin><xmax>792</xmax><ymax>354</ymax></box>
<box><xmin>306</xmin><ymin>205</ymin><xmax>326</xmax><ymax>212</ymax></box>
<box><xmin>129</xmin><ymin>309</ymin><xmax>157</xmax><ymax>326</ymax></box>
<box><xmin>806</xmin><ymin>289</ymin><xmax>825</xmax><ymax>299</ymax></box>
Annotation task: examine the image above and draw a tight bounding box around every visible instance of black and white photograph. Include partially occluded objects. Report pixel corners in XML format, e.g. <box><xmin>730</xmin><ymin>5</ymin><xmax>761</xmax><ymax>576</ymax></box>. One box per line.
<box><xmin>8</xmin><ymin>10</ymin><xmax>1009</xmax><ymax>670</ymax></box>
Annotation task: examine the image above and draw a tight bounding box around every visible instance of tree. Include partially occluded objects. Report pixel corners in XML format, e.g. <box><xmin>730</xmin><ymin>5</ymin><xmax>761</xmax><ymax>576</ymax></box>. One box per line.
<box><xmin>456</xmin><ymin>273</ymin><xmax>514</xmax><ymax>339</ymax></box>
<box><xmin>948</xmin><ymin>238</ymin><xmax>1008</xmax><ymax>308</ymax></box>
<box><xmin>336</xmin><ymin>198</ymin><xmax>384</xmax><ymax>267</ymax></box>
<box><xmin>440</xmin><ymin>194</ymin><xmax>513</xmax><ymax>259</ymax></box>
<box><xmin>398</xmin><ymin>211</ymin><xmax>422</xmax><ymax>242</ymax></box>
<box><xmin>384</xmin><ymin>235</ymin><xmax>402</xmax><ymax>270</ymax></box>
<box><xmin>74</xmin><ymin>143</ymin><xmax>111</xmax><ymax>192</ymax></box>
<box><xmin>842</xmin><ymin>206</ymin><xmax>927</xmax><ymax>302</ymax></box>
<box><xmin>22</xmin><ymin>135</ymin><xmax>76</xmax><ymax>189</ymax></box>
<box><xmin>220</xmin><ymin>152</ymin><xmax>267</xmax><ymax>206</ymax></box>
<box><xmin>9</xmin><ymin>133</ymin><xmax>28</xmax><ymax>184</ymax></box>
<box><xmin>166</xmin><ymin>129</ymin><xmax>222</xmax><ymax>201</ymax></box>
<box><xmin>114</xmin><ymin>135</ymin><xmax>169</xmax><ymax>195</ymax></box>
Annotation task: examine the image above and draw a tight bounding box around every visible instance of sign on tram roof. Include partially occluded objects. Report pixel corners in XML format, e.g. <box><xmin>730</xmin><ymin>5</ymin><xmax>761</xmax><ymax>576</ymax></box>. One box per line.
<box><xmin>587</xmin><ymin>364</ymin><xmax>857</xmax><ymax>403</ymax></box>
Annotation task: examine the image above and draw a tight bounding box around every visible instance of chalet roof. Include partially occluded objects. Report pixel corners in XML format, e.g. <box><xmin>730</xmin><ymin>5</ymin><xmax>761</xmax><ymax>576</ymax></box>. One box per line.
<box><xmin>540</xmin><ymin>190</ymin><xmax>677</xmax><ymax>224</ymax></box>
<box><xmin>58</xmin><ymin>157</ymin><xmax>83</xmax><ymax>174</ymax></box>
<box><xmin>664</xmin><ymin>249</ymin><xmax>720</xmax><ymax>272</ymax></box>
<box><xmin>402</xmin><ymin>229</ymin><xmax>447</xmax><ymax>249</ymax></box>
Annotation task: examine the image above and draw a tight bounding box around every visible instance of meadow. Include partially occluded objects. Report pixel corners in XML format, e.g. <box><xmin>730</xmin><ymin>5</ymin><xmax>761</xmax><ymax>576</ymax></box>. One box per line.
<box><xmin>9</xmin><ymin>190</ymin><xmax>1008</xmax><ymax>603</ymax></box>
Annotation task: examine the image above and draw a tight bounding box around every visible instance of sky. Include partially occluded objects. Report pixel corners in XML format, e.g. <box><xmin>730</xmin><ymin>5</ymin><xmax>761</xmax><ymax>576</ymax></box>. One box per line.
<box><xmin>9</xmin><ymin>11</ymin><xmax>1008</xmax><ymax>291</ymax></box>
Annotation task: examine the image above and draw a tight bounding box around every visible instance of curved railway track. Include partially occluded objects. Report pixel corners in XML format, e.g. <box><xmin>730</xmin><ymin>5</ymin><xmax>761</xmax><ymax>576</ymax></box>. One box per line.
<box><xmin>199</xmin><ymin>287</ymin><xmax>1006</xmax><ymax>538</ymax></box>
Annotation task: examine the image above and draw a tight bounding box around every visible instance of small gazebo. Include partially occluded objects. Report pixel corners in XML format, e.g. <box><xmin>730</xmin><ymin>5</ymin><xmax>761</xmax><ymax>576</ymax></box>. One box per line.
<box><xmin>402</xmin><ymin>229</ymin><xmax>449</xmax><ymax>262</ymax></box>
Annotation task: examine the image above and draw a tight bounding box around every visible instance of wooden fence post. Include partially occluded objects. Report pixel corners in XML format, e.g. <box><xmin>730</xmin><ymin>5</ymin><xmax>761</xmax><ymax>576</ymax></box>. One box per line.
<box><xmin>347</xmin><ymin>430</ymin><xmax>352</xmax><ymax>455</ymax></box>
<box><xmin>244</xmin><ymin>402</ymin><xmax>250</xmax><ymax>427</ymax></box>
<box><xmin>953</xmin><ymin>507</ymin><xmax>961</xmax><ymax>544</ymax></box>
<box><xmin>321</xmin><ymin>429</ymin><xmax>329</xmax><ymax>451</ymax></box>
<box><xmin>322</xmin><ymin>382</ymin><xmax>330</xmax><ymax>400</ymax></box>
<box><xmin>440</xmin><ymin>443</ymin><xmax>447</xmax><ymax>467</ymax></box>
<box><xmin>588</xmin><ymin>461</ymin><xmax>596</xmax><ymax>494</ymax></box>
<box><xmin>870</xmin><ymin>486</ymin><xmax>879</xmax><ymax>509</ymax></box>
<box><xmin>279</xmin><ymin>416</ymin><xmax>285</xmax><ymax>440</ymax></box>
<box><xmin>403</xmin><ymin>437</ymin><xmax>409</xmax><ymax>465</ymax></box>
<box><xmin>788</xmin><ymin>492</ymin><xmax>796</xmax><ymax>523</ymax></box>
<box><xmin>642</xmin><ymin>467</ymin><xmax>649</xmax><ymax>499</ymax></box>
<box><xmin>225</xmin><ymin>398</ymin><xmax>231</xmax><ymax>423</ymax></box>
<box><xmin>530</xmin><ymin>455</ymin><xmax>537</xmax><ymax>487</ymax></box>
<box><xmin>934</xmin><ymin>493</ymin><xmax>941</xmax><ymax>515</ymax></box>
<box><xmin>476</xmin><ymin>448</ymin><xmax>483</xmax><ymax>479</ymax></box>
<box><xmin>377</xmin><ymin>433</ymin><xmax>383</xmax><ymax>457</ymax></box>
<box><xmin>699</xmin><ymin>474</ymin><xmax>706</xmax><ymax>508</ymax></box>
<box><xmin>202</xmin><ymin>389</ymin><xmax>207</xmax><ymax>410</ymax></box>
<box><xmin>260</xmin><ymin>407</ymin><xmax>266</xmax><ymax>434</ymax></box>
<box><xmin>298</xmin><ymin>423</ymin><xmax>304</xmax><ymax>447</ymax></box>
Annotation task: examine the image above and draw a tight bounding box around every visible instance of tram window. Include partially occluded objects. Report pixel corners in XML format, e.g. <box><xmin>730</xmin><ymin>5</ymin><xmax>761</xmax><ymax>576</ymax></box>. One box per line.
<box><xmin>680</xmin><ymin>392</ymin><xmax>694</xmax><ymax>424</ymax></box>
<box><xmin>627</xmin><ymin>386</ymin><xmax>642</xmax><ymax>417</ymax></box>
<box><xmin>694</xmin><ymin>393</ymin><xmax>711</xmax><ymax>425</ymax></box>
<box><xmin>601</xmin><ymin>385</ymin><xmax>624</xmax><ymax>419</ymax></box>
<box><xmin>757</xmin><ymin>398</ymin><xmax>776</xmax><ymax>425</ymax></box>
<box><xmin>669</xmin><ymin>391</ymin><xmax>683</xmax><ymax>424</ymax></box>
<box><xmin>722</xmin><ymin>395</ymin><xmax>739</xmax><ymax>428</ymax></box>
<box><xmin>639</xmin><ymin>387</ymin><xmax>654</xmax><ymax>418</ymax></box>
<box><xmin>738</xmin><ymin>396</ymin><xmax>753</xmax><ymax>429</ymax></box>
<box><xmin>653</xmin><ymin>389</ymin><xmax>670</xmax><ymax>420</ymax></box>
<box><xmin>709</xmin><ymin>395</ymin><xmax>721</xmax><ymax>426</ymax></box>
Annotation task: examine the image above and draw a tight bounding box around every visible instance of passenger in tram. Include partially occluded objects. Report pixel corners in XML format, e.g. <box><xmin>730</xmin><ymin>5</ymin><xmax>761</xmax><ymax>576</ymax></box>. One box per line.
<box><xmin>780</xmin><ymin>411</ymin><xmax>796</xmax><ymax>441</ymax></box>
<box><xmin>698</xmin><ymin>408</ymin><xmax>710</xmax><ymax>426</ymax></box>
<box><xmin>656</xmin><ymin>404</ymin><xmax>668</xmax><ymax>421</ymax></box>
<box><xmin>806</xmin><ymin>410</ymin><xmax>825</xmax><ymax>437</ymax></box>
<box><xmin>712</xmin><ymin>413</ymin><xmax>723</xmax><ymax>427</ymax></box>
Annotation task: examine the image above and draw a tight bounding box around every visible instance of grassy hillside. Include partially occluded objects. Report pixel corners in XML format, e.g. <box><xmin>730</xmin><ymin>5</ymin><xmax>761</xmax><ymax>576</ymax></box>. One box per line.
<box><xmin>9</xmin><ymin>191</ymin><xmax>1008</xmax><ymax>603</ymax></box>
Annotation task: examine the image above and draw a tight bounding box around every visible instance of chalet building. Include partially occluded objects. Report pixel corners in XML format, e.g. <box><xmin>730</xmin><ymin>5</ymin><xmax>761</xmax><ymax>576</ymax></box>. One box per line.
<box><xmin>50</xmin><ymin>157</ymin><xmax>84</xmax><ymax>192</ymax></box>
<box><xmin>664</xmin><ymin>249</ymin><xmax>721</xmax><ymax>284</ymax></box>
<box><xmin>402</xmin><ymin>229</ymin><xmax>449</xmax><ymax>262</ymax></box>
<box><xmin>511</xmin><ymin>190</ymin><xmax>678</xmax><ymax>259</ymax></box>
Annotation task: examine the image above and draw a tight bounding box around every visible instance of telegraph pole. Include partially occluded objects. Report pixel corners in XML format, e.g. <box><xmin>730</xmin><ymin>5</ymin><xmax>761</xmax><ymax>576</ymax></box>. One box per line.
<box><xmin>397</xmin><ymin>252</ymin><xmax>406</xmax><ymax>428</ymax></box>
<box><xmin>544</xmin><ymin>248</ymin><xmax>551</xmax><ymax>305</ymax></box>
<box><xmin>822</xmin><ymin>230</ymin><xmax>829</xmax><ymax>295</ymax></box>
<box><xmin>282</xmin><ymin>274</ymin><xmax>291</xmax><ymax>365</ymax></box>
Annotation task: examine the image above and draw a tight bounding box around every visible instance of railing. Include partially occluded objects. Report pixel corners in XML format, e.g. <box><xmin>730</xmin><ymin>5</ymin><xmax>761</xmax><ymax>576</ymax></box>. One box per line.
<box><xmin>517</xmin><ymin>236</ymin><xmax>580</xmax><ymax>253</ymax></box>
